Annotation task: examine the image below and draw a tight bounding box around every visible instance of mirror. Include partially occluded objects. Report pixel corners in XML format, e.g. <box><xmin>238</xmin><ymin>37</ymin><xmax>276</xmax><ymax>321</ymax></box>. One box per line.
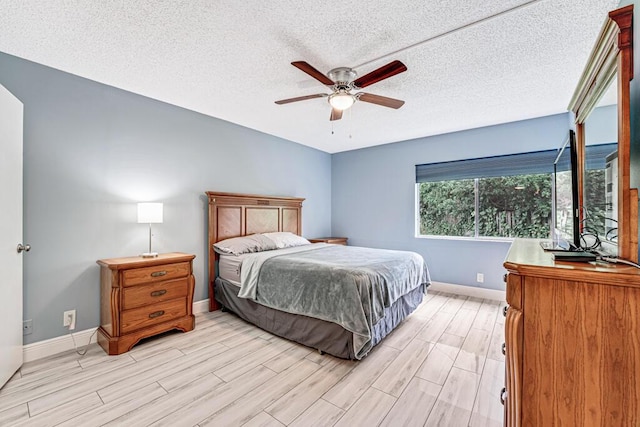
<box><xmin>582</xmin><ymin>78</ymin><xmax>618</xmax><ymax>254</ymax></box>
<box><xmin>569</xmin><ymin>5</ymin><xmax>637</xmax><ymax>262</ymax></box>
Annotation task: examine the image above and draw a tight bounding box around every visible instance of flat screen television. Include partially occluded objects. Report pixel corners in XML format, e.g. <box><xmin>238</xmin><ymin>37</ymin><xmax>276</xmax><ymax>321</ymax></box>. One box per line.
<box><xmin>552</xmin><ymin>130</ymin><xmax>581</xmax><ymax>249</ymax></box>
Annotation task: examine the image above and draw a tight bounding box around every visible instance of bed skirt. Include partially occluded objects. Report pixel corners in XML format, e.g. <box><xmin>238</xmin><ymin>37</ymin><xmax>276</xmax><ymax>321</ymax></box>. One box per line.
<box><xmin>214</xmin><ymin>277</ymin><xmax>428</xmax><ymax>360</ymax></box>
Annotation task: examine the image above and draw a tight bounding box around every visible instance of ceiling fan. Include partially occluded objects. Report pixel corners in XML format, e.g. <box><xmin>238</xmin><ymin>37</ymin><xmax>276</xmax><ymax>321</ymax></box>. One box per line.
<box><xmin>275</xmin><ymin>60</ymin><xmax>407</xmax><ymax>121</ymax></box>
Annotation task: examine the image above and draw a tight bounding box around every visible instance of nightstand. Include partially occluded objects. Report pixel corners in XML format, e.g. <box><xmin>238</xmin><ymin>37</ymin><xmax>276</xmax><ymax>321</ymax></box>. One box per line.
<box><xmin>97</xmin><ymin>252</ymin><xmax>196</xmax><ymax>355</ymax></box>
<box><xmin>308</xmin><ymin>237</ymin><xmax>348</xmax><ymax>245</ymax></box>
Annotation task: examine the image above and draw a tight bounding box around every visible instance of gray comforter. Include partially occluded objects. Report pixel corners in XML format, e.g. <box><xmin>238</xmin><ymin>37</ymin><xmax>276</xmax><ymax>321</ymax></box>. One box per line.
<box><xmin>238</xmin><ymin>244</ymin><xmax>430</xmax><ymax>359</ymax></box>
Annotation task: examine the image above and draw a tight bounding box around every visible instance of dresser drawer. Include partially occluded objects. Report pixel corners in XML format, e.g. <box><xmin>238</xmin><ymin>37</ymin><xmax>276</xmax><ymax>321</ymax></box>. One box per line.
<box><xmin>122</xmin><ymin>262</ymin><xmax>190</xmax><ymax>287</ymax></box>
<box><xmin>122</xmin><ymin>278</ymin><xmax>189</xmax><ymax>310</ymax></box>
<box><xmin>120</xmin><ymin>298</ymin><xmax>187</xmax><ymax>334</ymax></box>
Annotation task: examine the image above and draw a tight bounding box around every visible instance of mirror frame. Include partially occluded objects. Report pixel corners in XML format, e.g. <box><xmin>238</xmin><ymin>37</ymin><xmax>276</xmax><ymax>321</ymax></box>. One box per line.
<box><xmin>568</xmin><ymin>4</ymin><xmax>637</xmax><ymax>262</ymax></box>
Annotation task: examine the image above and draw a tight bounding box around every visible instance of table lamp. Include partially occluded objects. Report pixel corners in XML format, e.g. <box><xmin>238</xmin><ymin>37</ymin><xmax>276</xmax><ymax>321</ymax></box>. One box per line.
<box><xmin>137</xmin><ymin>202</ymin><xmax>163</xmax><ymax>257</ymax></box>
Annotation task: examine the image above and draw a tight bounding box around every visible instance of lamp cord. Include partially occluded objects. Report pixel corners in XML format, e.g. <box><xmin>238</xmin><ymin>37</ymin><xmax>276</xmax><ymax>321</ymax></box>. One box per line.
<box><xmin>71</xmin><ymin>328</ymin><xmax>99</xmax><ymax>357</ymax></box>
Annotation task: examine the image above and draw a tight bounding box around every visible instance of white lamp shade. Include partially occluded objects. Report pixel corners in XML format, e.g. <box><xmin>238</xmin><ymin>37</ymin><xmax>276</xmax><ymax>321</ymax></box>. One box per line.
<box><xmin>137</xmin><ymin>203</ymin><xmax>163</xmax><ymax>224</ymax></box>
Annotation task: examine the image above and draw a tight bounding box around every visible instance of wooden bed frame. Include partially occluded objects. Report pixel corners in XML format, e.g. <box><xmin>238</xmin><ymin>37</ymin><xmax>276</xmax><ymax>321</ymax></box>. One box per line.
<box><xmin>206</xmin><ymin>191</ymin><xmax>304</xmax><ymax>311</ymax></box>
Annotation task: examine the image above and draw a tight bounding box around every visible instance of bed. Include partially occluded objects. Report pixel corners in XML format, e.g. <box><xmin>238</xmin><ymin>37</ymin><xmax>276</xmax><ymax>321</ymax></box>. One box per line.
<box><xmin>206</xmin><ymin>191</ymin><xmax>430</xmax><ymax>359</ymax></box>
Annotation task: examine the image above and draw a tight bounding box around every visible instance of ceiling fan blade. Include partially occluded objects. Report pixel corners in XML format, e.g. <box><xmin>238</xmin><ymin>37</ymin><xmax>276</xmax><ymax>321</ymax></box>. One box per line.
<box><xmin>358</xmin><ymin>93</ymin><xmax>405</xmax><ymax>109</ymax></box>
<box><xmin>353</xmin><ymin>60</ymin><xmax>407</xmax><ymax>89</ymax></box>
<box><xmin>275</xmin><ymin>93</ymin><xmax>327</xmax><ymax>105</ymax></box>
<box><xmin>330</xmin><ymin>108</ymin><xmax>343</xmax><ymax>121</ymax></box>
<box><xmin>291</xmin><ymin>61</ymin><xmax>335</xmax><ymax>86</ymax></box>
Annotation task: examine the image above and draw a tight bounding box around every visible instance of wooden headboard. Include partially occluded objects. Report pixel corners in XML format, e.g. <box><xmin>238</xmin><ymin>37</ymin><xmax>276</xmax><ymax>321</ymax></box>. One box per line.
<box><xmin>205</xmin><ymin>191</ymin><xmax>305</xmax><ymax>311</ymax></box>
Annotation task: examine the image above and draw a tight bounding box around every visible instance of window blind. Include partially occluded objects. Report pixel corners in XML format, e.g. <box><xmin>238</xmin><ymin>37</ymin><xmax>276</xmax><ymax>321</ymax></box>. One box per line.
<box><xmin>585</xmin><ymin>143</ymin><xmax>617</xmax><ymax>170</ymax></box>
<box><xmin>415</xmin><ymin>149</ymin><xmax>557</xmax><ymax>183</ymax></box>
<box><xmin>415</xmin><ymin>142</ymin><xmax>618</xmax><ymax>183</ymax></box>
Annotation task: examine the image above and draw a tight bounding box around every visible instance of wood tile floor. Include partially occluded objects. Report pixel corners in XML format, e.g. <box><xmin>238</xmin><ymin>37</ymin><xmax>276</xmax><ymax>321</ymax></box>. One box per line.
<box><xmin>0</xmin><ymin>291</ymin><xmax>506</xmax><ymax>426</ymax></box>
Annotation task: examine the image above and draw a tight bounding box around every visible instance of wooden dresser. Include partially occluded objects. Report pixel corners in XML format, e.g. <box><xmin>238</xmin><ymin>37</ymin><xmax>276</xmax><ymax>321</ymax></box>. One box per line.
<box><xmin>503</xmin><ymin>239</ymin><xmax>640</xmax><ymax>426</ymax></box>
<box><xmin>97</xmin><ymin>252</ymin><xmax>196</xmax><ymax>355</ymax></box>
<box><xmin>308</xmin><ymin>237</ymin><xmax>348</xmax><ymax>245</ymax></box>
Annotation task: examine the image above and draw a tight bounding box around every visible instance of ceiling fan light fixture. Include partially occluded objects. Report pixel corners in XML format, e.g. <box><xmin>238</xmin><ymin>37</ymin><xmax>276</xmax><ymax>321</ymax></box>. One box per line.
<box><xmin>329</xmin><ymin>92</ymin><xmax>355</xmax><ymax>111</ymax></box>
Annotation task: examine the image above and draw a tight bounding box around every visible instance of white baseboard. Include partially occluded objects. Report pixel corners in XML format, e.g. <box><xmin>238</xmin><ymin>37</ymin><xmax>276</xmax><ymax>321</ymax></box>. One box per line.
<box><xmin>429</xmin><ymin>281</ymin><xmax>505</xmax><ymax>301</ymax></box>
<box><xmin>23</xmin><ymin>328</ymin><xmax>99</xmax><ymax>363</ymax></box>
<box><xmin>23</xmin><ymin>299</ymin><xmax>211</xmax><ymax>363</ymax></box>
<box><xmin>192</xmin><ymin>298</ymin><xmax>209</xmax><ymax>314</ymax></box>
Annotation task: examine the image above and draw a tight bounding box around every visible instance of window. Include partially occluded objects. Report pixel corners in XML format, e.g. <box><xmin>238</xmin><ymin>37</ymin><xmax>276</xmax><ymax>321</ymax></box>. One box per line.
<box><xmin>416</xmin><ymin>150</ymin><xmax>556</xmax><ymax>239</ymax></box>
<box><xmin>418</xmin><ymin>174</ymin><xmax>552</xmax><ymax>238</ymax></box>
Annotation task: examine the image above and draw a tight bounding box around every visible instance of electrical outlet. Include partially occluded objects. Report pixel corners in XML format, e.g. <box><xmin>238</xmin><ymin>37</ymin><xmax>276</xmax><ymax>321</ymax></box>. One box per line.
<box><xmin>476</xmin><ymin>273</ymin><xmax>484</xmax><ymax>283</ymax></box>
<box><xmin>63</xmin><ymin>310</ymin><xmax>76</xmax><ymax>330</ymax></box>
<box><xmin>23</xmin><ymin>319</ymin><xmax>33</xmax><ymax>335</ymax></box>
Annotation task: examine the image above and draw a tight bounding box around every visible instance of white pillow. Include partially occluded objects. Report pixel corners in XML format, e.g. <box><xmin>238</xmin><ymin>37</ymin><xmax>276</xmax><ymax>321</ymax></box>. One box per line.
<box><xmin>263</xmin><ymin>232</ymin><xmax>310</xmax><ymax>249</ymax></box>
<box><xmin>213</xmin><ymin>234</ymin><xmax>277</xmax><ymax>256</ymax></box>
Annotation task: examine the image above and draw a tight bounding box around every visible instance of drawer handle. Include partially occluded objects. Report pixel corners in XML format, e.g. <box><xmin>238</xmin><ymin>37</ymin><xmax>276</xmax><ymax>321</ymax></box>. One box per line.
<box><xmin>503</xmin><ymin>305</ymin><xmax>509</xmax><ymax>317</ymax></box>
<box><xmin>151</xmin><ymin>271</ymin><xmax>167</xmax><ymax>277</ymax></box>
<box><xmin>149</xmin><ymin>310</ymin><xmax>165</xmax><ymax>319</ymax></box>
<box><xmin>500</xmin><ymin>387</ymin><xmax>506</xmax><ymax>405</ymax></box>
<box><xmin>502</xmin><ymin>342</ymin><xmax>506</xmax><ymax>356</ymax></box>
<box><xmin>150</xmin><ymin>290</ymin><xmax>167</xmax><ymax>297</ymax></box>
<box><xmin>503</xmin><ymin>273</ymin><xmax>508</xmax><ymax>283</ymax></box>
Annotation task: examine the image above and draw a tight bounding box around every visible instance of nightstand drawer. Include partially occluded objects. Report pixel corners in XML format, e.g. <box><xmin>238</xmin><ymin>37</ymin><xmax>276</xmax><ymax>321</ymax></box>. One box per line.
<box><xmin>122</xmin><ymin>262</ymin><xmax>190</xmax><ymax>286</ymax></box>
<box><xmin>122</xmin><ymin>278</ymin><xmax>189</xmax><ymax>310</ymax></box>
<box><xmin>120</xmin><ymin>298</ymin><xmax>187</xmax><ymax>334</ymax></box>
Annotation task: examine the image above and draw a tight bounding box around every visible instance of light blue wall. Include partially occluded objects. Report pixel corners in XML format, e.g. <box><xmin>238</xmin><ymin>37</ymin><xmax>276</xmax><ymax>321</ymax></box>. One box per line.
<box><xmin>331</xmin><ymin>114</ymin><xmax>570</xmax><ymax>290</ymax></box>
<box><xmin>0</xmin><ymin>52</ymin><xmax>332</xmax><ymax>344</ymax></box>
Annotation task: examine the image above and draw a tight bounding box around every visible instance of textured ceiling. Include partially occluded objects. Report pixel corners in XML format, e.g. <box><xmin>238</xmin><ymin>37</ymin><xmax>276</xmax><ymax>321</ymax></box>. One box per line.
<box><xmin>0</xmin><ymin>0</ymin><xmax>620</xmax><ymax>153</ymax></box>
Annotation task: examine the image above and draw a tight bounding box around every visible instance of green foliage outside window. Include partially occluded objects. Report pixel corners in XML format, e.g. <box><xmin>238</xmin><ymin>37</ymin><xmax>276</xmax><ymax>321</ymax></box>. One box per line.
<box><xmin>478</xmin><ymin>175</ymin><xmax>552</xmax><ymax>238</ymax></box>
<box><xmin>419</xmin><ymin>174</ymin><xmax>553</xmax><ymax>238</ymax></box>
<box><xmin>419</xmin><ymin>179</ymin><xmax>475</xmax><ymax>237</ymax></box>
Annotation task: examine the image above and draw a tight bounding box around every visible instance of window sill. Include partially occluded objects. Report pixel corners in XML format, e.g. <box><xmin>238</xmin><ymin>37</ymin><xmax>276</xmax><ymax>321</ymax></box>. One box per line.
<box><xmin>414</xmin><ymin>235</ymin><xmax>517</xmax><ymax>244</ymax></box>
